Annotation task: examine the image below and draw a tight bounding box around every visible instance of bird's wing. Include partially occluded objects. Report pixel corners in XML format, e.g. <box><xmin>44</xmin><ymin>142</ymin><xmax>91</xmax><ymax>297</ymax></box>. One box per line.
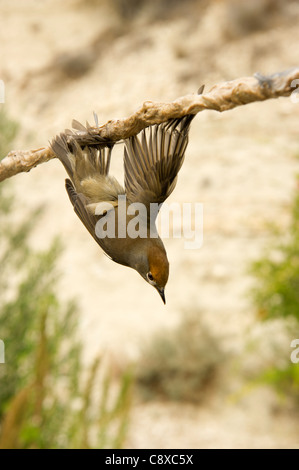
<box><xmin>65</xmin><ymin>178</ymin><xmax>113</xmax><ymax>259</ymax></box>
<box><xmin>124</xmin><ymin>115</ymin><xmax>195</xmax><ymax>212</ymax></box>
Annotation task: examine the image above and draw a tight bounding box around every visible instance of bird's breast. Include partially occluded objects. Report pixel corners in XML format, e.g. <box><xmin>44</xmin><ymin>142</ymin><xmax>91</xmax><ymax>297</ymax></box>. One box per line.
<box><xmin>94</xmin><ymin>204</ymin><xmax>155</xmax><ymax>267</ymax></box>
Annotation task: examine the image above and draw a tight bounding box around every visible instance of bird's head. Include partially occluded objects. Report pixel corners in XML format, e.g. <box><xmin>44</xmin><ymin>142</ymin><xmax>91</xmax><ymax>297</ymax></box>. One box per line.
<box><xmin>133</xmin><ymin>242</ymin><xmax>169</xmax><ymax>304</ymax></box>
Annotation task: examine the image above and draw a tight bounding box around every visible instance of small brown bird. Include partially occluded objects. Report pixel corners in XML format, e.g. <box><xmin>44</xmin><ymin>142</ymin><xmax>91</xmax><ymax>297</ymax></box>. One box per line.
<box><xmin>51</xmin><ymin>114</ymin><xmax>195</xmax><ymax>303</ymax></box>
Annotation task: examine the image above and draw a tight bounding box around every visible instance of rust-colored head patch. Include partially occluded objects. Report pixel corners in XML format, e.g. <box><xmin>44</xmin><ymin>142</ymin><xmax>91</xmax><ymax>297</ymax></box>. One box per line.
<box><xmin>148</xmin><ymin>245</ymin><xmax>169</xmax><ymax>287</ymax></box>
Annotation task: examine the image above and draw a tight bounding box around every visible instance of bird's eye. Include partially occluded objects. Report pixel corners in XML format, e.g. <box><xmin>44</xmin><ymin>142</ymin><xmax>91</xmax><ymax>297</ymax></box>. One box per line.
<box><xmin>147</xmin><ymin>272</ymin><xmax>154</xmax><ymax>282</ymax></box>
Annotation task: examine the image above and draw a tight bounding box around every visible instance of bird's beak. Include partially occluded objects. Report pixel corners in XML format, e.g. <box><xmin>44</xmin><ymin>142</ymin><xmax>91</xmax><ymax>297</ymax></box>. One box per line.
<box><xmin>157</xmin><ymin>287</ymin><xmax>166</xmax><ymax>304</ymax></box>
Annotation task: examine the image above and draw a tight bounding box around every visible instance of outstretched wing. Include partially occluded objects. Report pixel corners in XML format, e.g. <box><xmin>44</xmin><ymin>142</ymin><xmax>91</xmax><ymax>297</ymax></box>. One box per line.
<box><xmin>65</xmin><ymin>179</ymin><xmax>96</xmax><ymax>238</ymax></box>
<box><xmin>124</xmin><ymin>115</ymin><xmax>195</xmax><ymax>210</ymax></box>
<box><xmin>65</xmin><ymin>178</ymin><xmax>113</xmax><ymax>259</ymax></box>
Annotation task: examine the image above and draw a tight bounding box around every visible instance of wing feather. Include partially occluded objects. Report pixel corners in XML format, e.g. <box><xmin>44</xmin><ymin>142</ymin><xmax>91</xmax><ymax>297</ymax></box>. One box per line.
<box><xmin>65</xmin><ymin>178</ymin><xmax>112</xmax><ymax>259</ymax></box>
<box><xmin>124</xmin><ymin>114</ymin><xmax>195</xmax><ymax>210</ymax></box>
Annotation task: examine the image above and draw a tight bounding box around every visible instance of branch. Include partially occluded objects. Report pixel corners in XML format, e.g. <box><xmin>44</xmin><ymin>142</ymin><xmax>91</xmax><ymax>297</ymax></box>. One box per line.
<box><xmin>0</xmin><ymin>147</ymin><xmax>53</xmax><ymax>182</ymax></box>
<box><xmin>1</xmin><ymin>67</ymin><xmax>298</xmax><ymax>183</ymax></box>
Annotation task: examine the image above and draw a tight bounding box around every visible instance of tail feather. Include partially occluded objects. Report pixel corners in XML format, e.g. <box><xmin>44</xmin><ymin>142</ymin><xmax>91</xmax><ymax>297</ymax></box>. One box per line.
<box><xmin>50</xmin><ymin>132</ymin><xmax>113</xmax><ymax>185</ymax></box>
<box><xmin>50</xmin><ymin>133</ymin><xmax>74</xmax><ymax>181</ymax></box>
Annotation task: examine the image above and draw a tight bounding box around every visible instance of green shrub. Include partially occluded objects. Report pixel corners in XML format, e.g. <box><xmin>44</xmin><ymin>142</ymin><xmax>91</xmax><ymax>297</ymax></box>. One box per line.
<box><xmin>260</xmin><ymin>363</ymin><xmax>299</xmax><ymax>401</ymax></box>
<box><xmin>250</xmin><ymin>180</ymin><xmax>299</xmax><ymax>323</ymax></box>
<box><xmin>249</xmin><ymin>176</ymin><xmax>299</xmax><ymax>402</ymax></box>
<box><xmin>0</xmin><ymin>112</ymin><xmax>132</xmax><ymax>448</ymax></box>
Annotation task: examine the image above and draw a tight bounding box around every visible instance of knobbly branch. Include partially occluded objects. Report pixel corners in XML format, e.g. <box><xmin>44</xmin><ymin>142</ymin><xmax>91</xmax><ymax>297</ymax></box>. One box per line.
<box><xmin>1</xmin><ymin>67</ymin><xmax>298</xmax><ymax>183</ymax></box>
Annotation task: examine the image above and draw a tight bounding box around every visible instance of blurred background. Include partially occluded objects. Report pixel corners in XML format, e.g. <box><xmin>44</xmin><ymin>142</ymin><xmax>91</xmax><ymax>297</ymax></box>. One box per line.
<box><xmin>0</xmin><ymin>0</ymin><xmax>299</xmax><ymax>448</ymax></box>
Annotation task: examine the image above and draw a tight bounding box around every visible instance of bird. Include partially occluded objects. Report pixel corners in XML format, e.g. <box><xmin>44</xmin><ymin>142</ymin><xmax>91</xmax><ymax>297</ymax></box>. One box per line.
<box><xmin>51</xmin><ymin>114</ymin><xmax>195</xmax><ymax>304</ymax></box>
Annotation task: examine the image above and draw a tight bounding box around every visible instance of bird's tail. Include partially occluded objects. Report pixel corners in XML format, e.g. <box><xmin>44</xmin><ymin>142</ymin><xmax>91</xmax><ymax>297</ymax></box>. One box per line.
<box><xmin>50</xmin><ymin>132</ymin><xmax>113</xmax><ymax>185</ymax></box>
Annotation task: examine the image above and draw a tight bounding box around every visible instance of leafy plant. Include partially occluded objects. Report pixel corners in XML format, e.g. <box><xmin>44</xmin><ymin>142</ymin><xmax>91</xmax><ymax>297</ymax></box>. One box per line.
<box><xmin>0</xmin><ymin>111</ymin><xmax>132</xmax><ymax>448</ymax></box>
<box><xmin>249</xmin><ymin>176</ymin><xmax>299</xmax><ymax>402</ymax></box>
<box><xmin>250</xmin><ymin>179</ymin><xmax>299</xmax><ymax>322</ymax></box>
